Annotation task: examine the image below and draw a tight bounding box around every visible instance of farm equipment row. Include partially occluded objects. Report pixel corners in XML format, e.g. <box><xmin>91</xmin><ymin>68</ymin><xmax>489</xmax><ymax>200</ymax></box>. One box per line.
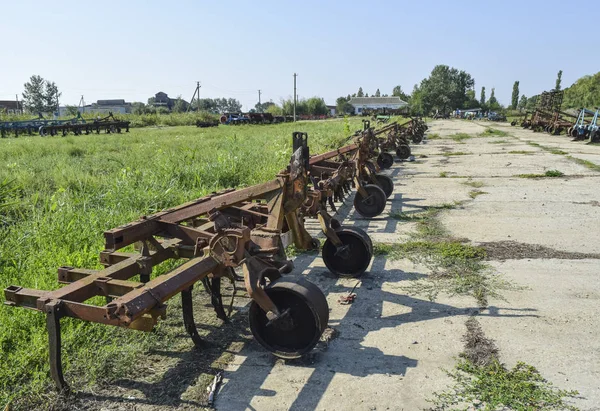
<box><xmin>3</xmin><ymin>118</ymin><xmax>427</xmax><ymax>392</ymax></box>
<box><xmin>220</xmin><ymin>112</ymin><xmax>330</xmax><ymax>125</ymax></box>
<box><xmin>510</xmin><ymin>90</ymin><xmax>599</xmax><ymax>142</ymax></box>
<box><xmin>0</xmin><ymin>112</ymin><xmax>130</xmax><ymax>138</ymax></box>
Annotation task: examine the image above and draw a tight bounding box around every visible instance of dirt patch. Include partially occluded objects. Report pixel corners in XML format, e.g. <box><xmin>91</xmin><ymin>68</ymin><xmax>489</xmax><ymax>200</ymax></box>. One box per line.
<box><xmin>461</xmin><ymin>317</ymin><xmax>499</xmax><ymax>367</ymax></box>
<box><xmin>481</xmin><ymin>240</ymin><xmax>600</xmax><ymax>260</ymax></box>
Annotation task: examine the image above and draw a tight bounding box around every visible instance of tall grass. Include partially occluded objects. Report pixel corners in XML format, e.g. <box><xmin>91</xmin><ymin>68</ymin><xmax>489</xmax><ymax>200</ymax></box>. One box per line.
<box><xmin>0</xmin><ymin>117</ymin><xmax>364</xmax><ymax>407</ymax></box>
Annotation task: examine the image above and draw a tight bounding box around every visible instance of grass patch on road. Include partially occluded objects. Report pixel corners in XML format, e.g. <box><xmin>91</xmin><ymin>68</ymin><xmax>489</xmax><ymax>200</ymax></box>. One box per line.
<box><xmin>567</xmin><ymin>156</ymin><xmax>600</xmax><ymax>172</ymax></box>
<box><xmin>468</xmin><ymin>190</ymin><xmax>488</xmax><ymax>198</ymax></box>
<box><xmin>480</xmin><ymin>128</ymin><xmax>509</xmax><ymax>137</ymax></box>
<box><xmin>488</xmin><ymin>139</ymin><xmax>508</xmax><ymax>144</ymax></box>
<box><xmin>449</xmin><ymin>133</ymin><xmax>472</xmax><ymax>142</ymax></box>
<box><xmin>439</xmin><ymin>171</ymin><xmax>448</xmax><ymax>178</ymax></box>
<box><xmin>517</xmin><ymin>169</ymin><xmax>564</xmax><ymax>178</ymax></box>
<box><xmin>385</xmin><ymin>203</ymin><xmax>512</xmax><ymax>306</ymax></box>
<box><xmin>430</xmin><ymin>318</ymin><xmax>579</xmax><ymax>411</ymax></box>
<box><xmin>462</xmin><ymin>180</ymin><xmax>485</xmax><ymax>188</ymax></box>
<box><xmin>427</xmin><ymin>133</ymin><xmax>441</xmax><ymax>140</ymax></box>
<box><xmin>550</xmin><ymin>149</ymin><xmax>568</xmax><ymax>155</ymax></box>
<box><xmin>443</xmin><ymin>151</ymin><xmax>471</xmax><ymax>156</ymax></box>
<box><xmin>508</xmin><ymin>150</ymin><xmax>535</xmax><ymax>155</ymax></box>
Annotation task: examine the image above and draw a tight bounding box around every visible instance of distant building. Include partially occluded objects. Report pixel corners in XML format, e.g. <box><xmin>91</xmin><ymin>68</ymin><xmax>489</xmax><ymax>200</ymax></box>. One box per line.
<box><xmin>326</xmin><ymin>105</ymin><xmax>336</xmax><ymax>116</ymax></box>
<box><xmin>348</xmin><ymin>96</ymin><xmax>408</xmax><ymax>115</ymax></box>
<box><xmin>150</xmin><ymin>92</ymin><xmax>188</xmax><ymax>111</ymax></box>
<box><xmin>0</xmin><ymin>100</ymin><xmax>24</xmax><ymax>114</ymax></box>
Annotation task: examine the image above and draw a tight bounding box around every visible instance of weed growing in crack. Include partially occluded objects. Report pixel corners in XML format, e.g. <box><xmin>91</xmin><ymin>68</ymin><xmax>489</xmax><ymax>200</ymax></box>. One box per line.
<box><xmin>469</xmin><ymin>189</ymin><xmax>488</xmax><ymax>199</ymax></box>
<box><xmin>381</xmin><ymin>203</ymin><xmax>513</xmax><ymax>307</ymax></box>
<box><xmin>517</xmin><ymin>169</ymin><xmax>564</xmax><ymax>178</ymax></box>
<box><xmin>462</xmin><ymin>180</ymin><xmax>484</xmax><ymax>188</ymax></box>
<box><xmin>480</xmin><ymin>128</ymin><xmax>509</xmax><ymax>137</ymax></box>
<box><xmin>429</xmin><ymin>318</ymin><xmax>579</xmax><ymax>411</ymax></box>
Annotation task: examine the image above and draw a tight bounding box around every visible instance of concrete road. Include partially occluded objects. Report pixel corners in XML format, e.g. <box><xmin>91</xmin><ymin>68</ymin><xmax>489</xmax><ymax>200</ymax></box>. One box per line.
<box><xmin>216</xmin><ymin>120</ymin><xmax>600</xmax><ymax>411</ymax></box>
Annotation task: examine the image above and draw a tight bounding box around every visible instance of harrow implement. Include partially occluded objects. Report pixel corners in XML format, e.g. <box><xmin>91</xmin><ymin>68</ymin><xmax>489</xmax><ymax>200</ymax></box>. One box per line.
<box><xmin>4</xmin><ymin>132</ymin><xmax>381</xmax><ymax>392</ymax></box>
<box><xmin>38</xmin><ymin>113</ymin><xmax>130</xmax><ymax>137</ymax></box>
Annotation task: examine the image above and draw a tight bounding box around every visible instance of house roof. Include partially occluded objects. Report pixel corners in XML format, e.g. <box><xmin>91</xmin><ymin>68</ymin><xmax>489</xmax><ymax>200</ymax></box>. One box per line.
<box><xmin>348</xmin><ymin>96</ymin><xmax>407</xmax><ymax>106</ymax></box>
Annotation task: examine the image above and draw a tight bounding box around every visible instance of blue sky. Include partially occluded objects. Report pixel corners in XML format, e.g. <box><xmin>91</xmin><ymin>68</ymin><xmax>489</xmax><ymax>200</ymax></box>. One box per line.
<box><xmin>1</xmin><ymin>0</ymin><xmax>598</xmax><ymax>111</ymax></box>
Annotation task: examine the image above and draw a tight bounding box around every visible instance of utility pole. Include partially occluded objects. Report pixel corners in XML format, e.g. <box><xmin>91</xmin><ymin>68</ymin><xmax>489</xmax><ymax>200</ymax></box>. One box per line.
<box><xmin>293</xmin><ymin>73</ymin><xmax>297</xmax><ymax>122</ymax></box>
<box><xmin>258</xmin><ymin>89</ymin><xmax>261</xmax><ymax>111</ymax></box>
<box><xmin>15</xmin><ymin>94</ymin><xmax>21</xmax><ymax>114</ymax></box>
<box><xmin>187</xmin><ymin>81</ymin><xmax>201</xmax><ymax>112</ymax></box>
<box><xmin>79</xmin><ymin>95</ymin><xmax>85</xmax><ymax>113</ymax></box>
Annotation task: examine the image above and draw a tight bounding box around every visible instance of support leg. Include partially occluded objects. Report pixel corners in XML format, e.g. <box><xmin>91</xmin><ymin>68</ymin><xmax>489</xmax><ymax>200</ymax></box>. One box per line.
<box><xmin>45</xmin><ymin>300</ymin><xmax>70</xmax><ymax>394</ymax></box>
<box><xmin>181</xmin><ymin>286</ymin><xmax>205</xmax><ymax>348</ymax></box>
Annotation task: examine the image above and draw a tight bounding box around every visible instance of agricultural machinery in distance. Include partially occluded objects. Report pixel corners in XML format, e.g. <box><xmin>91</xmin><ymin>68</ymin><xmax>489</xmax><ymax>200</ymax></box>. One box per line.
<box><xmin>220</xmin><ymin>112</ymin><xmax>296</xmax><ymax>125</ymax></box>
<box><xmin>0</xmin><ymin>112</ymin><xmax>130</xmax><ymax>137</ymax></box>
<box><xmin>568</xmin><ymin>108</ymin><xmax>599</xmax><ymax>142</ymax></box>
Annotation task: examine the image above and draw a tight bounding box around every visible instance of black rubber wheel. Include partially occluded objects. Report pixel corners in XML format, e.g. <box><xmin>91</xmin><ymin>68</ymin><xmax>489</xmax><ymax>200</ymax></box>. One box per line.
<box><xmin>396</xmin><ymin>144</ymin><xmax>411</xmax><ymax>160</ymax></box>
<box><xmin>249</xmin><ymin>277</ymin><xmax>329</xmax><ymax>359</ymax></box>
<box><xmin>39</xmin><ymin>126</ymin><xmax>47</xmax><ymax>137</ymax></box>
<box><xmin>322</xmin><ymin>228</ymin><xmax>373</xmax><ymax>277</ymax></box>
<box><xmin>353</xmin><ymin>184</ymin><xmax>386</xmax><ymax>218</ymax></box>
<box><xmin>376</xmin><ymin>152</ymin><xmax>394</xmax><ymax>169</ymax></box>
<box><xmin>411</xmin><ymin>133</ymin><xmax>423</xmax><ymax>144</ymax></box>
<box><xmin>374</xmin><ymin>173</ymin><xmax>393</xmax><ymax>198</ymax></box>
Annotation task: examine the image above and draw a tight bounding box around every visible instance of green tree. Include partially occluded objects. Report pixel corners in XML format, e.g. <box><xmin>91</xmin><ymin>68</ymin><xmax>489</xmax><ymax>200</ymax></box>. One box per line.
<box><xmin>305</xmin><ymin>97</ymin><xmax>328</xmax><ymax>115</ymax></box>
<box><xmin>409</xmin><ymin>84</ymin><xmax>424</xmax><ymax>115</ymax></box>
<box><xmin>488</xmin><ymin>88</ymin><xmax>501</xmax><ymax>110</ymax></box>
<box><xmin>65</xmin><ymin>105</ymin><xmax>79</xmax><ymax>116</ymax></box>
<box><xmin>172</xmin><ymin>97</ymin><xmax>188</xmax><ymax>113</ymax></box>
<box><xmin>357</xmin><ymin>87</ymin><xmax>364</xmax><ymax>97</ymax></box>
<box><xmin>255</xmin><ymin>101</ymin><xmax>275</xmax><ymax>113</ymax></box>
<box><xmin>375</xmin><ymin>89</ymin><xmax>381</xmax><ymax>97</ymax></box>
<box><xmin>265</xmin><ymin>103</ymin><xmax>283</xmax><ymax>116</ymax></box>
<box><xmin>518</xmin><ymin>95</ymin><xmax>528</xmax><ymax>111</ymax></box>
<box><xmin>416</xmin><ymin>65</ymin><xmax>475</xmax><ymax>113</ymax></box>
<box><xmin>511</xmin><ymin>81</ymin><xmax>520</xmax><ymax>109</ymax></box>
<box><xmin>22</xmin><ymin>75</ymin><xmax>58</xmax><ymax>113</ymax></box>
<box><xmin>392</xmin><ymin>85</ymin><xmax>410</xmax><ymax>102</ymax></box>
<box><xmin>365</xmin><ymin>93</ymin><xmax>369</xmax><ymax>97</ymax></box>
<box><xmin>480</xmin><ymin>86</ymin><xmax>486</xmax><ymax>106</ymax></box>
<box><xmin>336</xmin><ymin>96</ymin><xmax>354</xmax><ymax>115</ymax></box>
<box><xmin>147</xmin><ymin>96</ymin><xmax>156</xmax><ymax>106</ymax></box>
<box><xmin>131</xmin><ymin>102</ymin><xmax>148</xmax><ymax>115</ymax></box>
<box><xmin>44</xmin><ymin>81</ymin><xmax>61</xmax><ymax>114</ymax></box>
<box><xmin>562</xmin><ymin>71</ymin><xmax>600</xmax><ymax>108</ymax></box>
<box><xmin>555</xmin><ymin>70</ymin><xmax>563</xmax><ymax>91</ymax></box>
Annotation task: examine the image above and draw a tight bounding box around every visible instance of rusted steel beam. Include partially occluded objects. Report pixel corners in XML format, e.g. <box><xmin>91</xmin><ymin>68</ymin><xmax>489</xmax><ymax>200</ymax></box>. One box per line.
<box><xmin>309</xmin><ymin>143</ymin><xmax>358</xmax><ymax>164</ymax></box>
<box><xmin>104</xmin><ymin>179</ymin><xmax>283</xmax><ymax>251</ymax></box>
<box><xmin>4</xmin><ymin>286</ymin><xmax>48</xmax><ymax>310</ymax></box>
<box><xmin>105</xmin><ymin>256</ymin><xmax>219</xmax><ymax>326</ymax></box>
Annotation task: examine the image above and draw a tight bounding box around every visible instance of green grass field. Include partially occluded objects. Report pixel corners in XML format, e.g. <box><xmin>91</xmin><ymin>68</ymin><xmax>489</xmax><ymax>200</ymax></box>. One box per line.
<box><xmin>0</xmin><ymin>117</ymin><xmax>371</xmax><ymax>408</ymax></box>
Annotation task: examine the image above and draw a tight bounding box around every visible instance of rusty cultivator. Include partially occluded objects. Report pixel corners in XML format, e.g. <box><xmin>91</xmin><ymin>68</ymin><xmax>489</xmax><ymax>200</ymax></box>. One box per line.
<box><xmin>4</xmin><ymin>132</ymin><xmax>388</xmax><ymax>393</ymax></box>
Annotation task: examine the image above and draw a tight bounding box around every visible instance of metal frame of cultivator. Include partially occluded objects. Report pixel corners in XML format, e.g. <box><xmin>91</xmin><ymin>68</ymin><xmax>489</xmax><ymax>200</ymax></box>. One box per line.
<box><xmin>38</xmin><ymin>113</ymin><xmax>130</xmax><ymax>137</ymax></box>
<box><xmin>4</xmin><ymin>131</ymin><xmax>387</xmax><ymax>393</ymax></box>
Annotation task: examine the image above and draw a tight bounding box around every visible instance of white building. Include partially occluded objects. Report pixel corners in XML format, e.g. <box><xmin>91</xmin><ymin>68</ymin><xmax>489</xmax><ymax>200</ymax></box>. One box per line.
<box><xmin>348</xmin><ymin>96</ymin><xmax>408</xmax><ymax>115</ymax></box>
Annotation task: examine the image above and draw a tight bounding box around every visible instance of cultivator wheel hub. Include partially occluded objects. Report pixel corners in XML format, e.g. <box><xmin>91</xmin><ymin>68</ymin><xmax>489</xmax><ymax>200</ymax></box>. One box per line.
<box><xmin>321</xmin><ymin>228</ymin><xmax>373</xmax><ymax>277</ymax></box>
<box><xmin>353</xmin><ymin>184</ymin><xmax>386</xmax><ymax>218</ymax></box>
<box><xmin>249</xmin><ymin>277</ymin><xmax>329</xmax><ymax>358</ymax></box>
